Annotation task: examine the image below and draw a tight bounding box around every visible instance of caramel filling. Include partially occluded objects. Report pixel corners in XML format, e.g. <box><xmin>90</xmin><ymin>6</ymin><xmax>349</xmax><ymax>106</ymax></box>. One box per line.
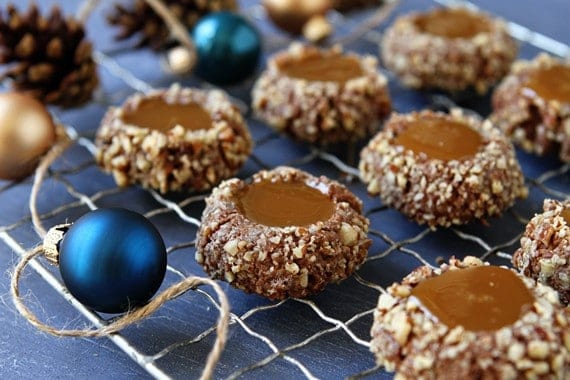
<box><xmin>394</xmin><ymin>117</ymin><xmax>483</xmax><ymax>161</ymax></box>
<box><xmin>523</xmin><ymin>65</ymin><xmax>570</xmax><ymax>104</ymax></box>
<box><xmin>280</xmin><ymin>55</ymin><xmax>363</xmax><ymax>83</ymax></box>
<box><xmin>238</xmin><ymin>179</ymin><xmax>335</xmax><ymax>227</ymax></box>
<box><xmin>122</xmin><ymin>98</ymin><xmax>213</xmax><ymax>132</ymax></box>
<box><xmin>414</xmin><ymin>8</ymin><xmax>490</xmax><ymax>39</ymax></box>
<box><xmin>411</xmin><ymin>266</ymin><xmax>534</xmax><ymax>331</ymax></box>
<box><xmin>561</xmin><ymin>208</ymin><xmax>570</xmax><ymax>224</ymax></box>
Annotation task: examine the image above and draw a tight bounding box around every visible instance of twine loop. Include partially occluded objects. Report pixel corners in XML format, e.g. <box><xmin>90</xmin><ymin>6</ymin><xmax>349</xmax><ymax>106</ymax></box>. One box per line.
<box><xmin>12</xmin><ymin>124</ymin><xmax>230</xmax><ymax>380</ymax></box>
<box><xmin>77</xmin><ymin>0</ymin><xmax>197</xmax><ymax>71</ymax></box>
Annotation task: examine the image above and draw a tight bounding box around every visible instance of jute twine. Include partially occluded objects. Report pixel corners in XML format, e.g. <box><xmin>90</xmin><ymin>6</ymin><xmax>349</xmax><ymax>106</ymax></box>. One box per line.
<box><xmin>11</xmin><ymin>128</ymin><xmax>230</xmax><ymax>380</ymax></box>
<box><xmin>9</xmin><ymin>1</ymin><xmax>403</xmax><ymax>378</ymax></box>
<box><xmin>77</xmin><ymin>0</ymin><xmax>197</xmax><ymax>70</ymax></box>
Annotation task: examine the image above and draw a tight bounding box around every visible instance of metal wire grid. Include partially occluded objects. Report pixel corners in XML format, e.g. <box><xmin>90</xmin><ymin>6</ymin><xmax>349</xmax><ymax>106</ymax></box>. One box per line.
<box><xmin>0</xmin><ymin>0</ymin><xmax>569</xmax><ymax>378</ymax></box>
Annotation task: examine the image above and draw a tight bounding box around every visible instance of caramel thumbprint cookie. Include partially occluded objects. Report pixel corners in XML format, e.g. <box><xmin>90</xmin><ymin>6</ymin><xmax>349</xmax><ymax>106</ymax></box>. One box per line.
<box><xmin>359</xmin><ymin>109</ymin><xmax>527</xmax><ymax>228</ymax></box>
<box><xmin>492</xmin><ymin>54</ymin><xmax>570</xmax><ymax>162</ymax></box>
<box><xmin>513</xmin><ymin>199</ymin><xmax>570</xmax><ymax>305</ymax></box>
<box><xmin>381</xmin><ymin>7</ymin><xmax>517</xmax><ymax>94</ymax></box>
<box><xmin>252</xmin><ymin>43</ymin><xmax>391</xmax><ymax>145</ymax></box>
<box><xmin>195</xmin><ymin>166</ymin><xmax>370</xmax><ymax>299</ymax></box>
<box><xmin>96</xmin><ymin>84</ymin><xmax>252</xmax><ymax>193</ymax></box>
<box><xmin>370</xmin><ymin>256</ymin><xmax>570</xmax><ymax>379</ymax></box>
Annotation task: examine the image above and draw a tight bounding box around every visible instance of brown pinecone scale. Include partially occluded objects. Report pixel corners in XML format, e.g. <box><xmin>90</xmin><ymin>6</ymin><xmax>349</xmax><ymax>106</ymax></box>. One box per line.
<box><xmin>0</xmin><ymin>3</ymin><xmax>98</xmax><ymax>108</ymax></box>
<box><xmin>108</xmin><ymin>0</ymin><xmax>237</xmax><ymax>50</ymax></box>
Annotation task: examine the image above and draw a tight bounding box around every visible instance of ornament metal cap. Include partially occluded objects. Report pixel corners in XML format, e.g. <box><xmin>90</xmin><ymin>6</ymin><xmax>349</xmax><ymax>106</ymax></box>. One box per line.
<box><xmin>43</xmin><ymin>223</ymin><xmax>71</xmax><ymax>265</ymax></box>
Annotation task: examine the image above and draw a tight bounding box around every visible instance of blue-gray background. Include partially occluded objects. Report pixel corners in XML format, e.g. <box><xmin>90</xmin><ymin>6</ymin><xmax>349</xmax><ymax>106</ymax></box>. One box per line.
<box><xmin>0</xmin><ymin>0</ymin><xmax>568</xmax><ymax>379</ymax></box>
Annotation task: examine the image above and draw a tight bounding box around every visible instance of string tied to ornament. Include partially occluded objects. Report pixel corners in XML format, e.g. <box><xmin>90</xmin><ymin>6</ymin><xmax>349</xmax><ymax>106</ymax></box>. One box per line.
<box><xmin>11</xmin><ymin>120</ymin><xmax>231</xmax><ymax>380</ymax></box>
<box><xmin>12</xmin><ymin>243</ymin><xmax>229</xmax><ymax>380</ymax></box>
<box><xmin>80</xmin><ymin>0</ymin><xmax>262</xmax><ymax>82</ymax></box>
<box><xmin>12</xmin><ymin>222</ymin><xmax>230</xmax><ymax>380</ymax></box>
<box><xmin>77</xmin><ymin>0</ymin><xmax>197</xmax><ymax>73</ymax></box>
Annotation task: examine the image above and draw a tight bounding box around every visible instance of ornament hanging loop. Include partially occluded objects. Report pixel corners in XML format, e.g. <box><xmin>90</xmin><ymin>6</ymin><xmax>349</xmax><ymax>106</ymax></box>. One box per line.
<box><xmin>77</xmin><ymin>0</ymin><xmax>197</xmax><ymax>73</ymax></box>
<box><xmin>143</xmin><ymin>0</ymin><xmax>197</xmax><ymax>51</ymax></box>
<box><xmin>12</xmin><ymin>245</ymin><xmax>230</xmax><ymax>380</ymax></box>
<box><xmin>143</xmin><ymin>0</ymin><xmax>197</xmax><ymax>73</ymax></box>
<box><xmin>29</xmin><ymin>124</ymin><xmax>73</xmax><ymax>239</ymax></box>
<box><xmin>42</xmin><ymin>223</ymin><xmax>71</xmax><ymax>265</ymax></box>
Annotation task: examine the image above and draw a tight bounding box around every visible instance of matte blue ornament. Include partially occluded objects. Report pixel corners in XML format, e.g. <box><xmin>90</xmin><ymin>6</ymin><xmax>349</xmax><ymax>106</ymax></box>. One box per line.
<box><xmin>192</xmin><ymin>11</ymin><xmax>261</xmax><ymax>84</ymax></box>
<box><xmin>58</xmin><ymin>208</ymin><xmax>167</xmax><ymax>314</ymax></box>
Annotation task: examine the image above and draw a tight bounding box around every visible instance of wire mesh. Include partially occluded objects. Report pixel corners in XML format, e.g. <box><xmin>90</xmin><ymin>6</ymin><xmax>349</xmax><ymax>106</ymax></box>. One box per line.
<box><xmin>0</xmin><ymin>0</ymin><xmax>568</xmax><ymax>379</ymax></box>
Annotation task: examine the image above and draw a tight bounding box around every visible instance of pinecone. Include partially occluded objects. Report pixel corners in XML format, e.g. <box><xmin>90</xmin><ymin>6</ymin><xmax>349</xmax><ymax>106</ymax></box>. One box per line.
<box><xmin>107</xmin><ymin>0</ymin><xmax>237</xmax><ymax>50</ymax></box>
<box><xmin>0</xmin><ymin>3</ymin><xmax>98</xmax><ymax>108</ymax></box>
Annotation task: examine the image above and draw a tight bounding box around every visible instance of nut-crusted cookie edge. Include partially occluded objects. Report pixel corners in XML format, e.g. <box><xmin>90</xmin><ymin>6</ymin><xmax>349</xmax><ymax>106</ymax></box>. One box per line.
<box><xmin>513</xmin><ymin>198</ymin><xmax>570</xmax><ymax>305</ymax></box>
<box><xmin>491</xmin><ymin>53</ymin><xmax>570</xmax><ymax>162</ymax></box>
<box><xmin>195</xmin><ymin>166</ymin><xmax>371</xmax><ymax>300</ymax></box>
<box><xmin>252</xmin><ymin>43</ymin><xmax>392</xmax><ymax>145</ymax></box>
<box><xmin>358</xmin><ymin>109</ymin><xmax>528</xmax><ymax>228</ymax></box>
<box><xmin>95</xmin><ymin>84</ymin><xmax>253</xmax><ymax>193</ymax></box>
<box><xmin>370</xmin><ymin>256</ymin><xmax>570</xmax><ymax>379</ymax></box>
<box><xmin>381</xmin><ymin>7</ymin><xmax>518</xmax><ymax>94</ymax></box>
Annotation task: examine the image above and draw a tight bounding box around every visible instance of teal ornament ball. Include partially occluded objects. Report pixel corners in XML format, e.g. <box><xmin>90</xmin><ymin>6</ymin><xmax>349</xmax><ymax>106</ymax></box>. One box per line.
<box><xmin>58</xmin><ymin>208</ymin><xmax>167</xmax><ymax>314</ymax></box>
<box><xmin>192</xmin><ymin>11</ymin><xmax>261</xmax><ymax>84</ymax></box>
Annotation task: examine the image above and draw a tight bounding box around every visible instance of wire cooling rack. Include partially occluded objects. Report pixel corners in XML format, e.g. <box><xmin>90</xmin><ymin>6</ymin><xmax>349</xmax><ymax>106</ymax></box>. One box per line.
<box><xmin>0</xmin><ymin>0</ymin><xmax>569</xmax><ymax>378</ymax></box>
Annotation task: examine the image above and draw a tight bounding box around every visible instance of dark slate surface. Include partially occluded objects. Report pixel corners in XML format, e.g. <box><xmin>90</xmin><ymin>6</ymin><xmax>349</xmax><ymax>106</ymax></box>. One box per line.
<box><xmin>0</xmin><ymin>0</ymin><xmax>568</xmax><ymax>379</ymax></box>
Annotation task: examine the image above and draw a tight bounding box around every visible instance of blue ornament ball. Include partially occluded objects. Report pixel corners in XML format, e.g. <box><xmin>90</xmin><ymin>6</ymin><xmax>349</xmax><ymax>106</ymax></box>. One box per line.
<box><xmin>58</xmin><ymin>208</ymin><xmax>167</xmax><ymax>314</ymax></box>
<box><xmin>192</xmin><ymin>11</ymin><xmax>261</xmax><ymax>84</ymax></box>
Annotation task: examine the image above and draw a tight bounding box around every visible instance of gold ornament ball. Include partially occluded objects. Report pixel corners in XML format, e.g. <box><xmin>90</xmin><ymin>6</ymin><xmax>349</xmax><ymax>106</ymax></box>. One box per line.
<box><xmin>263</xmin><ymin>0</ymin><xmax>331</xmax><ymax>34</ymax></box>
<box><xmin>0</xmin><ymin>92</ymin><xmax>57</xmax><ymax>180</ymax></box>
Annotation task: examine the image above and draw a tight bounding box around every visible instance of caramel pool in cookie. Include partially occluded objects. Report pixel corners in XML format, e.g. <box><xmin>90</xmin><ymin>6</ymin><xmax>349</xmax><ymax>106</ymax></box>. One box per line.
<box><xmin>252</xmin><ymin>43</ymin><xmax>391</xmax><ymax>145</ymax></box>
<box><xmin>382</xmin><ymin>7</ymin><xmax>516</xmax><ymax>93</ymax></box>
<box><xmin>196</xmin><ymin>166</ymin><xmax>370</xmax><ymax>300</ymax></box>
<box><xmin>359</xmin><ymin>109</ymin><xmax>527</xmax><ymax>228</ymax></box>
<box><xmin>414</xmin><ymin>8</ymin><xmax>490</xmax><ymax>39</ymax></box>
<box><xmin>238</xmin><ymin>179</ymin><xmax>334</xmax><ymax>227</ymax></box>
<box><xmin>522</xmin><ymin>64</ymin><xmax>570</xmax><ymax>103</ymax></box>
<box><xmin>394</xmin><ymin>117</ymin><xmax>482</xmax><ymax>161</ymax></box>
<box><xmin>370</xmin><ymin>257</ymin><xmax>570</xmax><ymax>379</ymax></box>
<box><xmin>492</xmin><ymin>54</ymin><xmax>570</xmax><ymax>162</ymax></box>
<box><xmin>96</xmin><ymin>84</ymin><xmax>252</xmax><ymax>193</ymax></box>
<box><xmin>411</xmin><ymin>266</ymin><xmax>534</xmax><ymax>331</ymax></box>
<box><xmin>121</xmin><ymin>98</ymin><xmax>213</xmax><ymax>132</ymax></box>
<box><xmin>279</xmin><ymin>55</ymin><xmax>363</xmax><ymax>83</ymax></box>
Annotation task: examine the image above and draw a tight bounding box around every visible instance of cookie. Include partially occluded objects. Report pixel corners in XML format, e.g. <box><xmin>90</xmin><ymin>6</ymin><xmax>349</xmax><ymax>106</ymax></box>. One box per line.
<box><xmin>513</xmin><ymin>198</ymin><xmax>570</xmax><ymax>305</ymax></box>
<box><xmin>381</xmin><ymin>7</ymin><xmax>517</xmax><ymax>94</ymax></box>
<box><xmin>195</xmin><ymin>166</ymin><xmax>370</xmax><ymax>299</ymax></box>
<box><xmin>95</xmin><ymin>84</ymin><xmax>252</xmax><ymax>193</ymax></box>
<box><xmin>370</xmin><ymin>256</ymin><xmax>570</xmax><ymax>379</ymax></box>
<box><xmin>359</xmin><ymin>109</ymin><xmax>527</xmax><ymax>228</ymax></box>
<box><xmin>492</xmin><ymin>53</ymin><xmax>570</xmax><ymax>162</ymax></box>
<box><xmin>252</xmin><ymin>43</ymin><xmax>391</xmax><ymax>145</ymax></box>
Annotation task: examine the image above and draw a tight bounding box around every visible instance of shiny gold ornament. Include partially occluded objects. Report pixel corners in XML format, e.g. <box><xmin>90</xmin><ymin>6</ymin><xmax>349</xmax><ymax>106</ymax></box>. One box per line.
<box><xmin>263</xmin><ymin>0</ymin><xmax>331</xmax><ymax>35</ymax></box>
<box><xmin>0</xmin><ymin>92</ymin><xmax>56</xmax><ymax>180</ymax></box>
